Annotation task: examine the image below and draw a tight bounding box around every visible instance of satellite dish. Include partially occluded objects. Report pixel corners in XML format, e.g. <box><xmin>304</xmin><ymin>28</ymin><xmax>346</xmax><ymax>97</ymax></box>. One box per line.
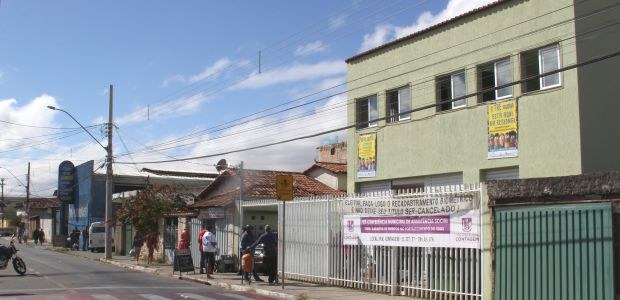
<box><xmin>216</xmin><ymin>159</ymin><xmax>228</xmax><ymax>173</ymax></box>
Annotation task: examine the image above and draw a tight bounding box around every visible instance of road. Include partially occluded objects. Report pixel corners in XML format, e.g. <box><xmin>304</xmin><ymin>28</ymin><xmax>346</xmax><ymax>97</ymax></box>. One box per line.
<box><xmin>0</xmin><ymin>242</ymin><xmax>274</xmax><ymax>300</ymax></box>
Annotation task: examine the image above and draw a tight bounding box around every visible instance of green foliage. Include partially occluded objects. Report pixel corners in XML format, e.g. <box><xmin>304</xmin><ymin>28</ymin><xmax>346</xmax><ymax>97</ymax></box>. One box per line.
<box><xmin>116</xmin><ymin>184</ymin><xmax>188</xmax><ymax>235</ymax></box>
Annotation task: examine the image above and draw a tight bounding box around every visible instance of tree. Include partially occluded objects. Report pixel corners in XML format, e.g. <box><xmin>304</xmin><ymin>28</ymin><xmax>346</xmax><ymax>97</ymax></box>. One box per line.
<box><xmin>116</xmin><ymin>184</ymin><xmax>189</xmax><ymax>235</ymax></box>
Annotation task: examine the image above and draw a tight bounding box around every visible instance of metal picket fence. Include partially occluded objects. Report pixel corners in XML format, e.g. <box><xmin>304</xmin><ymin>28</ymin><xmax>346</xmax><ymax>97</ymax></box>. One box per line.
<box><xmin>278</xmin><ymin>184</ymin><xmax>483</xmax><ymax>299</ymax></box>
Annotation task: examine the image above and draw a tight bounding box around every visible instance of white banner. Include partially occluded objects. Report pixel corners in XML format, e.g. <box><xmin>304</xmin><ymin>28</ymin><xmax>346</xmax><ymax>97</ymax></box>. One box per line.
<box><xmin>342</xmin><ymin>192</ymin><xmax>481</xmax><ymax>248</ymax></box>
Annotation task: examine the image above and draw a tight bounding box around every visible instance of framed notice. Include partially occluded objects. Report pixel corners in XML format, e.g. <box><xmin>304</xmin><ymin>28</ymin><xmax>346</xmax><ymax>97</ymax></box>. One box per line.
<box><xmin>488</xmin><ymin>99</ymin><xmax>518</xmax><ymax>159</ymax></box>
<box><xmin>357</xmin><ymin>133</ymin><xmax>376</xmax><ymax>178</ymax></box>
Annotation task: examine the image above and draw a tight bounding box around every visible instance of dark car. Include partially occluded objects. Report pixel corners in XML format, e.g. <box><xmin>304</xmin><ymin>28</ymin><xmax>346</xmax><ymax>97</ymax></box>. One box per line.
<box><xmin>253</xmin><ymin>243</ymin><xmax>265</xmax><ymax>274</ymax></box>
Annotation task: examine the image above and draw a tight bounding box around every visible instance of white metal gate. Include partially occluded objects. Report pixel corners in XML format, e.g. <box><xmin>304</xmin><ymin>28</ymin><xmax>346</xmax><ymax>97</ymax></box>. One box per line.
<box><xmin>279</xmin><ymin>184</ymin><xmax>483</xmax><ymax>299</ymax></box>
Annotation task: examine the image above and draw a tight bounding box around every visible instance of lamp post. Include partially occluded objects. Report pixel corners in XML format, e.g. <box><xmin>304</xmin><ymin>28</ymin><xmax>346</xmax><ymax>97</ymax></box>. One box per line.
<box><xmin>47</xmin><ymin>85</ymin><xmax>114</xmax><ymax>259</ymax></box>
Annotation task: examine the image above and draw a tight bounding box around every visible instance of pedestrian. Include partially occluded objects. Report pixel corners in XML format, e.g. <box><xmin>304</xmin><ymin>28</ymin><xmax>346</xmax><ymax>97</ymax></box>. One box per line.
<box><xmin>17</xmin><ymin>222</ymin><xmax>25</xmax><ymax>244</ymax></box>
<box><xmin>241</xmin><ymin>248</ymin><xmax>254</xmax><ymax>282</ymax></box>
<box><xmin>178</xmin><ymin>227</ymin><xmax>190</xmax><ymax>250</ymax></box>
<box><xmin>198</xmin><ymin>224</ymin><xmax>207</xmax><ymax>274</ymax></box>
<box><xmin>82</xmin><ymin>227</ymin><xmax>89</xmax><ymax>251</ymax></box>
<box><xmin>32</xmin><ymin>228</ymin><xmax>40</xmax><ymax>245</ymax></box>
<box><xmin>70</xmin><ymin>227</ymin><xmax>80</xmax><ymax>250</ymax></box>
<box><xmin>201</xmin><ymin>224</ymin><xmax>217</xmax><ymax>279</ymax></box>
<box><xmin>133</xmin><ymin>231</ymin><xmax>144</xmax><ymax>264</ymax></box>
<box><xmin>146</xmin><ymin>233</ymin><xmax>157</xmax><ymax>264</ymax></box>
<box><xmin>240</xmin><ymin>225</ymin><xmax>263</xmax><ymax>281</ymax></box>
<box><xmin>249</xmin><ymin>225</ymin><xmax>278</xmax><ymax>285</ymax></box>
<box><xmin>39</xmin><ymin>228</ymin><xmax>45</xmax><ymax>244</ymax></box>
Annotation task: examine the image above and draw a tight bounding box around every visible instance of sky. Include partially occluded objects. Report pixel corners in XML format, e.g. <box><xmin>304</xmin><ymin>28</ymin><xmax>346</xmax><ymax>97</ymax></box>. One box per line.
<box><xmin>0</xmin><ymin>0</ymin><xmax>493</xmax><ymax>197</ymax></box>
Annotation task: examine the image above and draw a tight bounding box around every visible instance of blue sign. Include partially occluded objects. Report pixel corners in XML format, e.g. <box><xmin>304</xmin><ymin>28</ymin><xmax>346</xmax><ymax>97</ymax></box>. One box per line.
<box><xmin>58</xmin><ymin>161</ymin><xmax>75</xmax><ymax>203</ymax></box>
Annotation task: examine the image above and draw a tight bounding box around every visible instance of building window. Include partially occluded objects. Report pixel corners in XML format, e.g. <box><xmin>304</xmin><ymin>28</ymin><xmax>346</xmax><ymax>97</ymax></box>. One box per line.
<box><xmin>437</xmin><ymin>71</ymin><xmax>466</xmax><ymax>111</ymax></box>
<box><xmin>356</xmin><ymin>95</ymin><xmax>378</xmax><ymax>129</ymax></box>
<box><xmin>330</xmin><ymin>147</ymin><xmax>335</xmax><ymax>155</ymax></box>
<box><xmin>478</xmin><ymin>58</ymin><xmax>513</xmax><ymax>102</ymax></box>
<box><xmin>386</xmin><ymin>86</ymin><xmax>411</xmax><ymax>123</ymax></box>
<box><xmin>521</xmin><ymin>44</ymin><xmax>561</xmax><ymax>93</ymax></box>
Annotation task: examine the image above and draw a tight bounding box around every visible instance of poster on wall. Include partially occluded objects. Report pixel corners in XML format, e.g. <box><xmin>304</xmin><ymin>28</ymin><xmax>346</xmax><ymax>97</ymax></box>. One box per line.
<box><xmin>357</xmin><ymin>133</ymin><xmax>376</xmax><ymax>178</ymax></box>
<box><xmin>488</xmin><ymin>99</ymin><xmax>518</xmax><ymax>159</ymax></box>
<box><xmin>342</xmin><ymin>192</ymin><xmax>481</xmax><ymax>249</ymax></box>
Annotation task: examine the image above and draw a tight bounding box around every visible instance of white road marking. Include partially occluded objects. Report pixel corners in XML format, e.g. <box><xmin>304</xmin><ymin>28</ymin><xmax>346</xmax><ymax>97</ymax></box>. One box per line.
<box><xmin>179</xmin><ymin>293</ymin><xmax>217</xmax><ymax>300</ymax></box>
<box><xmin>92</xmin><ymin>295</ymin><xmax>123</xmax><ymax>300</ymax></box>
<box><xmin>139</xmin><ymin>294</ymin><xmax>172</xmax><ymax>300</ymax></box>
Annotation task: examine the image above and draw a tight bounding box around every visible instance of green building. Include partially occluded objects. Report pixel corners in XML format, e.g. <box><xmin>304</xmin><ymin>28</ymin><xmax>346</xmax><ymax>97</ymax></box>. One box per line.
<box><xmin>346</xmin><ymin>0</ymin><xmax>620</xmax><ymax>193</ymax></box>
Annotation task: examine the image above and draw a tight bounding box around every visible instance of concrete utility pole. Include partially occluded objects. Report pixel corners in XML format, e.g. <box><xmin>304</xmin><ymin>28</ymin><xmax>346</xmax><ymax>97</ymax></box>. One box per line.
<box><xmin>105</xmin><ymin>84</ymin><xmax>114</xmax><ymax>259</ymax></box>
<box><xmin>1</xmin><ymin>178</ymin><xmax>5</xmax><ymax>226</ymax></box>
<box><xmin>26</xmin><ymin>162</ymin><xmax>30</xmax><ymax>229</ymax></box>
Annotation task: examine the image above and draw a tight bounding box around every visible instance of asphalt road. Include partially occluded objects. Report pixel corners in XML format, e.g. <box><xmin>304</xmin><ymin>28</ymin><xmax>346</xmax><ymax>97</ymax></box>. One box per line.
<box><xmin>0</xmin><ymin>242</ymin><xmax>274</xmax><ymax>300</ymax></box>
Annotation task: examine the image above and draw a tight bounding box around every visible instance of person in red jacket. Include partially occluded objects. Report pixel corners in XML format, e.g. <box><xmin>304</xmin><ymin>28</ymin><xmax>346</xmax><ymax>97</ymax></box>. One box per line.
<box><xmin>197</xmin><ymin>225</ymin><xmax>208</xmax><ymax>273</ymax></box>
<box><xmin>178</xmin><ymin>227</ymin><xmax>190</xmax><ymax>250</ymax></box>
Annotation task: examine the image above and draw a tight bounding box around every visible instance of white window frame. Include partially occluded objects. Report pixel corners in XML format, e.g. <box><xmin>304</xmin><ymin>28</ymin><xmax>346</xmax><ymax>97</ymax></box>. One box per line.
<box><xmin>494</xmin><ymin>58</ymin><xmax>513</xmax><ymax>100</ymax></box>
<box><xmin>538</xmin><ymin>44</ymin><xmax>561</xmax><ymax>90</ymax></box>
<box><xmin>451</xmin><ymin>72</ymin><xmax>466</xmax><ymax>109</ymax></box>
<box><xmin>387</xmin><ymin>86</ymin><xmax>411</xmax><ymax>122</ymax></box>
<box><xmin>357</xmin><ymin>95</ymin><xmax>378</xmax><ymax>129</ymax></box>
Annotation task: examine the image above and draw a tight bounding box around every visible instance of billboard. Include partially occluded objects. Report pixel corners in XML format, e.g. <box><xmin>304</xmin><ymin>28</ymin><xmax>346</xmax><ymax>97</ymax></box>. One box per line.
<box><xmin>357</xmin><ymin>133</ymin><xmax>376</xmax><ymax>178</ymax></box>
<box><xmin>488</xmin><ymin>99</ymin><xmax>518</xmax><ymax>159</ymax></box>
<box><xmin>58</xmin><ymin>161</ymin><xmax>75</xmax><ymax>204</ymax></box>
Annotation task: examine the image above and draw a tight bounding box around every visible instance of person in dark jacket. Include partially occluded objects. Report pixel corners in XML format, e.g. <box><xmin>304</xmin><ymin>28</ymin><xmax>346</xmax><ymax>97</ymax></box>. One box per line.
<box><xmin>239</xmin><ymin>225</ymin><xmax>263</xmax><ymax>281</ymax></box>
<box><xmin>32</xmin><ymin>228</ymin><xmax>40</xmax><ymax>245</ymax></box>
<box><xmin>248</xmin><ymin>225</ymin><xmax>278</xmax><ymax>285</ymax></box>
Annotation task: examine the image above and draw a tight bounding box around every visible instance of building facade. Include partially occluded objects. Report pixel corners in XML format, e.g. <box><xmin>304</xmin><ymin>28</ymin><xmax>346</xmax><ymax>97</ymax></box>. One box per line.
<box><xmin>346</xmin><ymin>0</ymin><xmax>620</xmax><ymax>193</ymax></box>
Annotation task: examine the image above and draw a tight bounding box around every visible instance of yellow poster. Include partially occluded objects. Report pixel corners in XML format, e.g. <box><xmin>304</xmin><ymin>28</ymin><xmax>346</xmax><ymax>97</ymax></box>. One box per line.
<box><xmin>487</xmin><ymin>99</ymin><xmax>518</xmax><ymax>159</ymax></box>
<box><xmin>357</xmin><ymin>133</ymin><xmax>376</xmax><ymax>177</ymax></box>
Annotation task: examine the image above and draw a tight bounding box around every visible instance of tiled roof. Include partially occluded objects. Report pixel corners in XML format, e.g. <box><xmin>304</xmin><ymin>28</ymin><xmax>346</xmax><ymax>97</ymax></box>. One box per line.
<box><xmin>303</xmin><ymin>162</ymin><xmax>347</xmax><ymax>174</ymax></box>
<box><xmin>346</xmin><ymin>1</ymin><xmax>507</xmax><ymax>63</ymax></box>
<box><xmin>193</xmin><ymin>168</ymin><xmax>345</xmax><ymax>208</ymax></box>
<box><xmin>14</xmin><ymin>198</ymin><xmax>59</xmax><ymax>209</ymax></box>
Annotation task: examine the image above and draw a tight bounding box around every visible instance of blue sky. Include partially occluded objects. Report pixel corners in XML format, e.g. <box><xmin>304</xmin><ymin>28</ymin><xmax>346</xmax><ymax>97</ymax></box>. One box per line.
<box><xmin>0</xmin><ymin>0</ymin><xmax>492</xmax><ymax>196</ymax></box>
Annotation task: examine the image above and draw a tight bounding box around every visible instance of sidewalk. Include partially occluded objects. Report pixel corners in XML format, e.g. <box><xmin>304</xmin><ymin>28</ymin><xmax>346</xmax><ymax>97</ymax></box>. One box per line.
<box><xmin>30</xmin><ymin>243</ymin><xmax>414</xmax><ymax>300</ymax></box>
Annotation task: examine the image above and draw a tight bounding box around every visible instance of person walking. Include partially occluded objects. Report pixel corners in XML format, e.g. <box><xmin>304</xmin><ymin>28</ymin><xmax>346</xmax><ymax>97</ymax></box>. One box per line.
<box><xmin>240</xmin><ymin>225</ymin><xmax>263</xmax><ymax>282</ymax></box>
<box><xmin>32</xmin><ymin>228</ymin><xmax>40</xmax><ymax>245</ymax></box>
<box><xmin>82</xmin><ymin>228</ymin><xmax>89</xmax><ymax>251</ymax></box>
<box><xmin>133</xmin><ymin>231</ymin><xmax>144</xmax><ymax>264</ymax></box>
<box><xmin>38</xmin><ymin>228</ymin><xmax>45</xmax><ymax>244</ymax></box>
<box><xmin>249</xmin><ymin>225</ymin><xmax>278</xmax><ymax>285</ymax></box>
<box><xmin>201</xmin><ymin>224</ymin><xmax>217</xmax><ymax>279</ymax></box>
<box><xmin>17</xmin><ymin>222</ymin><xmax>25</xmax><ymax>243</ymax></box>
<box><xmin>146</xmin><ymin>233</ymin><xmax>157</xmax><ymax>264</ymax></box>
<box><xmin>198</xmin><ymin>224</ymin><xmax>207</xmax><ymax>274</ymax></box>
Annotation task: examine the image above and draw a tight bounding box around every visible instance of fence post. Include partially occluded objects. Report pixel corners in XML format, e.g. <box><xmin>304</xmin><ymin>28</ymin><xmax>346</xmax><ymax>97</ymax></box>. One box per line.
<box><xmin>391</xmin><ymin>246</ymin><xmax>398</xmax><ymax>296</ymax></box>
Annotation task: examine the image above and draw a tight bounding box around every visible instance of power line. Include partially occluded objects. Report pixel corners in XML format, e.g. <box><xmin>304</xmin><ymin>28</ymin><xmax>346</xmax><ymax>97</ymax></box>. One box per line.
<box><xmin>115</xmin><ymin>48</ymin><xmax>620</xmax><ymax>165</ymax></box>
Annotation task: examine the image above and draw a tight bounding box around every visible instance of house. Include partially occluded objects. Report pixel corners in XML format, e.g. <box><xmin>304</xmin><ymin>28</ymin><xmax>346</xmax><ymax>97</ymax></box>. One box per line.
<box><xmin>303</xmin><ymin>142</ymin><xmax>347</xmax><ymax>192</ymax></box>
<box><xmin>190</xmin><ymin>167</ymin><xmax>344</xmax><ymax>264</ymax></box>
<box><xmin>15</xmin><ymin>197</ymin><xmax>59</xmax><ymax>243</ymax></box>
<box><xmin>345</xmin><ymin>0</ymin><xmax>620</xmax><ymax>193</ymax></box>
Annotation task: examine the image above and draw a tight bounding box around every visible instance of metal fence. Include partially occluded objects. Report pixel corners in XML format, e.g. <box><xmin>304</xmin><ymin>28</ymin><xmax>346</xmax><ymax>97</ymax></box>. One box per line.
<box><xmin>189</xmin><ymin>217</ymin><xmax>233</xmax><ymax>269</ymax></box>
<box><xmin>278</xmin><ymin>185</ymin><xmax>483</xmax><ymax>299</ymax></box>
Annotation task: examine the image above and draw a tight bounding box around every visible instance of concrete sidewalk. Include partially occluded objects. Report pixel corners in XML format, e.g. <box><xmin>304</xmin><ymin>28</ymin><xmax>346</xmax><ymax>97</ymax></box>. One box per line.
<box><xmin>30</xmin><ymin>243</ymin><xmax>413</xmax><ymax>300</ymax></box>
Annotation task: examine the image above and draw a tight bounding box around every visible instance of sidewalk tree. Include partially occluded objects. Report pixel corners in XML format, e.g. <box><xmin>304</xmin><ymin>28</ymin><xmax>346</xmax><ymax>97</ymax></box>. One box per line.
<box><xmin>116</xmin><ymin>184</ymin><xmax>191</xmax><ymax>235</ymax></box>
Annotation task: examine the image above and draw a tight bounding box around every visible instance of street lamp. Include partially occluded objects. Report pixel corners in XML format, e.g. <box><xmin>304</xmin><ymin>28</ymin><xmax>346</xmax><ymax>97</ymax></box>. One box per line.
<box><xmin>47</xmin><ymin>87</ymin><xmax>114</xmax><ymax>259</ymax></box>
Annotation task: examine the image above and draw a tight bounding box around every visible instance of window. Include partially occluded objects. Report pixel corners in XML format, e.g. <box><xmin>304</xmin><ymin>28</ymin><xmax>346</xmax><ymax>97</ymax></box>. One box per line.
<box><xmin>479</xmin><ymin>58</ymin><xmax>513</xmax><ymax>102</ymax></box>
<box><xmin>437</xmin><ymin>71</ymin><xmax>466</xmax><ymax>111</ymax></box>
<box><xmin>521</xmin><ymin>44</ymin><xmax>561</xmax><ymax>93</ymax></box>
<box><xmin>386</xmin><ymin>86</ymin><xmax>411</xmax><ymax>123</ymax></box>
<box><xmin>356</xmin><ymin>95</ymin><xmax>378</xmax><ymax>129</ymax></box>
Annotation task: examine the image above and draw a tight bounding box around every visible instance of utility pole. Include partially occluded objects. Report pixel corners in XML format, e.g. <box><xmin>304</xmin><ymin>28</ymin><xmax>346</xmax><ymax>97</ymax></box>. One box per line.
<box><xmin>1</xmin><ymin>178</ymin><xmax>5</xmax><ymax>226</ymax></box>
<box><xmin>26</xmin><ymin>162</ymin><xmax>30</xmax><ymax>233</ymax></box>
<box><xmin>238</xmin><ymin>161</ymin><xmax>244</xmax><ymax>273</ymax></box>
<box><xmin>105</xmin><ymin>84</ymin><xmax>114</xmax><ymax>259</ymax></box>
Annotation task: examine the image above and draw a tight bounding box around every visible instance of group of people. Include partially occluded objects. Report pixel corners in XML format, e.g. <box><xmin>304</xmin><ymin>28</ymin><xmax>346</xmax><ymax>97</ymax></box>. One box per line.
<box><xmin>239</xmin><ymin>224</ymin><xmax>279</xmax><ymax>285</ymax></box>
<box><xmin>132</xmin><ymin>231</ymin><xmax>158</xmax><ymax>264</ymax></box>
<box><xmin>69</xmin><ymin>227</ymin><xmax>90</xmax><ymax>251</ymax></box>
<box><xmin>32</xmin><ymin>228</ymin><xmax>45</xmax><ymax>245</ymax></box>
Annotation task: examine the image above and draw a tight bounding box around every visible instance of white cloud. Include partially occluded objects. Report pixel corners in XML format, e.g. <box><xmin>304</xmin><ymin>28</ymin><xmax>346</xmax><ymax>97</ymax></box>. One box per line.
<box><xmin>189</xmin><ymin>58</ymin><xmax>231</xmax><ymax>83</ymax></box>
<box><xmin>295</xmin><ymin>41</ymin><xmax>327</xmax><ymax>56</ymax></box>
<box><xmin>115</xmin><ymin>92</ymin><xmax>211</xmax><ymax>125</ymax></box>
<box><xmin>0</xmin><ymin>70</ymin><xmax>4</xmax><ymax>80</ymax></box>
<box><xmin>161</xmin><ymin>74</ymin><xmax>185</xmax><ymax>87</ymax></box>
<box><xmin>329</xmin><ymin>14</ymin><xmax>347</xmax><ymax>30</ymax></box>
<box><xmin>232</xmin><ymin>60</ymin><xmax>346</xmax><ymax>90</ymax></box>
<box><xmin>359</xmin><ymin>0</ymin><xmax>495</xmax><ymax>52</ymax></box>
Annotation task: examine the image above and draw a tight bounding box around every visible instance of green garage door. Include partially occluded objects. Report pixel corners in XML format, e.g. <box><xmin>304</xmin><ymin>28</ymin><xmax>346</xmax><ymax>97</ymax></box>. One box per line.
<box><xmin>494</xmin><ymin>203</ymin><xmax>614</xmax><ymax>300</ymax></box>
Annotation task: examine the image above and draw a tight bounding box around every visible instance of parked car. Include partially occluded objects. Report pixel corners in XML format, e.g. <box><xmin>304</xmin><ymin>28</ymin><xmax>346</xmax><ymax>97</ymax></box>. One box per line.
<box><xmin>88</xmin><ymin>222</ymin><xmax>115</xmax><ymax>252</ymax></box>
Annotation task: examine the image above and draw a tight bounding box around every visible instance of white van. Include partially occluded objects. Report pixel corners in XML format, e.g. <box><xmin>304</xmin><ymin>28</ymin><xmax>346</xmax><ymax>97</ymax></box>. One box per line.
<box><xmin>88</xmin><ymin>222</ymin><xmax>114</xmax><ymax>252</ymax></box>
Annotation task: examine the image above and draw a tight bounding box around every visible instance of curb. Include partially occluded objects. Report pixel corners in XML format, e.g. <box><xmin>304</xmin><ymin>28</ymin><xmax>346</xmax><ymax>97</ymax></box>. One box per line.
<box><xmin>98</xmin><ymin>258</ymin><xmax>296</xmax><ymax>300</ymax></box>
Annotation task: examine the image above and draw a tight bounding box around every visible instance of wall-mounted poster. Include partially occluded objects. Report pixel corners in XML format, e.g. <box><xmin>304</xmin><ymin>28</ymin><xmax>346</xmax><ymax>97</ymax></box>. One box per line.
<box><xmin>357</xmin><ymin>133</ymin><xmax>376</xmax><ymax>178</ymax></box>
<box><xmin>488</xmin><ymin>99</ymin><xmax>518</xmax><ymax>159</ymax></box>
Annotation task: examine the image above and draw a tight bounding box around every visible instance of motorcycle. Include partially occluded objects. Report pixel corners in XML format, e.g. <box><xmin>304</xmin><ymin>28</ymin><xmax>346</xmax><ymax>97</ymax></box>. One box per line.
<box><xmin>0</xmin><ymin>235</ymin><xmax>27</xmax><ymax>275</ymax></box>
